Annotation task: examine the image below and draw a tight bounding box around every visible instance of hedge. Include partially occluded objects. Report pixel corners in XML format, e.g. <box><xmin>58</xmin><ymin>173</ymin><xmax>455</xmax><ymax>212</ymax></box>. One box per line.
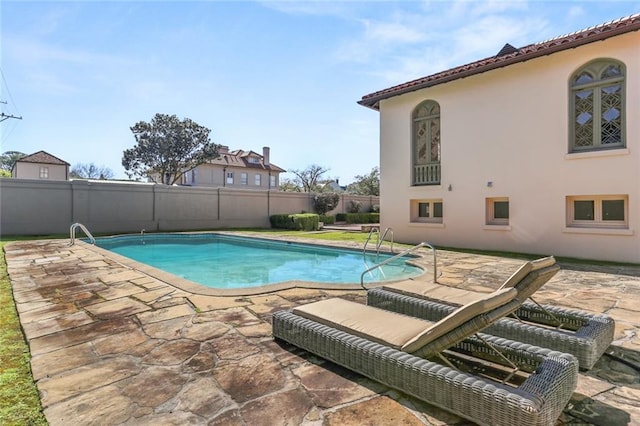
<box><xmin>270</xmin><ymin>213</ymin><xmax>320</xmax><ymax>231</ymax></box>
<box><xmin>344</xmin><ymin>213</ymin><xmax>380</xmax><ymax>224</ymax></box>
<box><xmin>319</xmin><ymin>215</ymin><xmax>335</xmax><ymax>225</ymax></box>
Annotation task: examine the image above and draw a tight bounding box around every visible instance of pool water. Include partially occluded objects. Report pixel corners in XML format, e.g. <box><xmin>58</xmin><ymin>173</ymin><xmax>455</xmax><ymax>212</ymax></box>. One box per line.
<box><xmin>95</xmin><ymin>233</ymin><xmax>422</xmax><ymax>289</ymax></box>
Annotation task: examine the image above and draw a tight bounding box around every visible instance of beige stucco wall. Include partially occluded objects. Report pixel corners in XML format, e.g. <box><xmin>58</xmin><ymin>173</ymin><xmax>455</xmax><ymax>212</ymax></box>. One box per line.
<box><xmin>0</xmin><ymin>179</ymin><xmax>378</xmax><ymax>235</ymax></box>
<box><xmin>12</xmin><ymin>162</ymin><xmax>68</xmax><ymax>180</ymax></box>
<box><xmin>378</xmin><ymin>31</ymin><xmax>639</xmax><ymax>263</ymax></box>
<box><xmin>189</xmin><ymin>164</ymin><xmax>280</xmax><ymax>190</ymax></box>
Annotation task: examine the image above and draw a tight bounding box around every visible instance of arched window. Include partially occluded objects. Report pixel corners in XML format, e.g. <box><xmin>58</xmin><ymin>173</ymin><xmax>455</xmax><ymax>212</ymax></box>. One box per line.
<box><xmin>570</xmin><ymin>59</ymin><xmax>625</xmax><ymax>152</ymax></box>
<box><xmin>412</xmin><ymin>100</ymin><xmax>440</xmax><ymax>185</ymax></box>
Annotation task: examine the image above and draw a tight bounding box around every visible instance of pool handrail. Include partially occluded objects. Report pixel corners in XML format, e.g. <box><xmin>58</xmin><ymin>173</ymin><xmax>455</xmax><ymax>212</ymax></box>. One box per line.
<box><xmin>363</xmin><ymin>226</ymin><xmax>394</xmax><ymax>255</ymax></box>
<box><xmin>69</xmin><ymin>223</ymin><xmax>96</xmax><ymax>246</ymax></box>
<box><xmin>360</xmin><ymin>241</ymin><xmax>436</xmax><ymax>290</ymax></box>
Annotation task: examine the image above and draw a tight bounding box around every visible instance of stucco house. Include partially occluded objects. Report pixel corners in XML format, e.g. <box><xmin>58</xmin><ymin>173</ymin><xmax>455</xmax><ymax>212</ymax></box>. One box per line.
<box><xmin>180</xmin><ymin>146</ymin><xmax>285</xmax><ymax>190</ymax></box>
<box><xmin>359</xmin><ymin>14</ymin><xmax>639</xmax><ymax>263</ymax></box>
<box><xmin>11</xmin><ymin>151</ymin><xmax>70</xmax><ymax>180</ymax></box>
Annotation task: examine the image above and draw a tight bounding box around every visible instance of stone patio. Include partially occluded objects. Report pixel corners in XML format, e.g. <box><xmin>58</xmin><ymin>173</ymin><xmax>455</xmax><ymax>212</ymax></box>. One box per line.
<box><xmin>4</xmin><ymin>236</ymin><xmax>640</xmax><ymax>425</ymax></box>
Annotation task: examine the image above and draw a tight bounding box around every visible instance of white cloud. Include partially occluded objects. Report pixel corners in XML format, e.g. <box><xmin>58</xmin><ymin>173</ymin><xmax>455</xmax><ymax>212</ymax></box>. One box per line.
<box><xmin>452</xmin><ymin>15</ymin><xmax>548</xmax><ymax>58</ymax></box>
<box><xmin>22</xmin><ymin>71</ymin><xmax>80</xmax><ymax>96</ymax></box>
<box><xmin>468</xmin><ymin>0</ymin><xmax>529</xmax><ymax>16</ymax></box>
<box><xmin>567</xmin><ymin>5</ymin><xmax>585</xmax><ymax>20</ymax></box>
<box><xmin>257</xmin><ymin>0</ymin><xmax>355</xmax><ymax>17</ymax></box>
<box><xmin>361</xmin><ymin>19</ymin><xmax>427</xmax><ymax>44</ymax></box>
<box><xmin>5</xmin><ymin>35</ymin><xmax>134</xmax><ymax>68</ymax></box>
<box><xmin>337</xmin><ymin>1</ymin><xmax>555</xmax><ymax>85</ymax></box>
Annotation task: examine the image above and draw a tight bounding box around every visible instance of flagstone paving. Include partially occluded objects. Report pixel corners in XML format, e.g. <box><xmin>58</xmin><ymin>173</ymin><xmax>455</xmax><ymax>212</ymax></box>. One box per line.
<box><xmin>4</xmin><ymin>237</ymin><xmax>640</xmax><ymax>425</ymax></box>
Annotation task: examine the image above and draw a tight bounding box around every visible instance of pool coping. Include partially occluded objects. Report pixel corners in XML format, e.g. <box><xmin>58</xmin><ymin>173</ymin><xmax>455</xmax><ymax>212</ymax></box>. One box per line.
<box><xmin>81</xmin><ymin>232</ymin><xmax>428</xmax><ymax>297</ymax></box>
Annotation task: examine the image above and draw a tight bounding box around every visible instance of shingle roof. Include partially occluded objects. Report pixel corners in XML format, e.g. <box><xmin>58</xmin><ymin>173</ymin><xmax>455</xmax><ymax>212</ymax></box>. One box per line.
<box><xmin>206</xmin><ymin>149</ymin><xmax>286</xmax><ymax>173</ymax></box>
<box><xmin>359</xmin><ymin>13</ymin><xmax>640</xmax><ymax>110</ymax></box>
<box><xmin>16</xmin><ymin>150</ymin><xmax>70</xmax><ymax>166</ymax></box>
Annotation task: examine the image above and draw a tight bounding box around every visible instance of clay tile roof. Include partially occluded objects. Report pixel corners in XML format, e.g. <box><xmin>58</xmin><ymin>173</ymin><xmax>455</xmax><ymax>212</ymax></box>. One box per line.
<box><xmin>359</xmin><ymin>13</ymin><xmax>640</xmax><ymax>110</ymax></box>
<box><xmin>206</xmin><ymin>148</ymin><xmax>285</xmax><ymax>173</ymax></box>
<box><xmin>17</xmin><ymin>150</ymin><xmax>70</xmax><ymax>166</ymax></box>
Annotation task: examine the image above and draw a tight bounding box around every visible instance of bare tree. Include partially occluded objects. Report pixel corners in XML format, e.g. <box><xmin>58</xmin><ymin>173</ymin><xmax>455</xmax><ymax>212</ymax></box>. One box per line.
<box><xmin>70</xmin><ymin>163</ymin><xmax>114</xmax><ymax>180</ymax></box>
<box><xmin>290</xmin><ymin>164</ymin><xmax>329</xmax><ymax>193</ymax></box>
<box><xmin>279</xmin><ymin>178</ymin><xmax>301</xmax><ymax>192</ymax></box>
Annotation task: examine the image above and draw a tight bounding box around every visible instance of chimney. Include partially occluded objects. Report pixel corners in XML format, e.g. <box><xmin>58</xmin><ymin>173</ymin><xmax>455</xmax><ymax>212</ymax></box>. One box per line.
<box><xmin>218</xmin><ymin>145</ymin><xmax>229</xmax><ymax>154</ymax></box>
<box><xmin>262</xmin><ymin>146</ymin><xmax>270</xmax><ymax>167</ymax></box>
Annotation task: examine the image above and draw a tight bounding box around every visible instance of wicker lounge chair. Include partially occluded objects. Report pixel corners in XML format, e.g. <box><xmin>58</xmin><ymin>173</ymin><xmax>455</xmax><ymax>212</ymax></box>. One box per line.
<box><xmin>273</xmin><ymin>260</ymin><xmax>578</xmax><ymax>426</ymax></box>
<box><xmin>368</xmin><ymin>256</ymin><xmax>614</xmax><ymax>370</ymax></box>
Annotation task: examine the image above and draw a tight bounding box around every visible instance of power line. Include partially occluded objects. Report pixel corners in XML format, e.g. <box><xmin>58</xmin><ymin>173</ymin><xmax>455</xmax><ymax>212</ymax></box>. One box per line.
<box><xmin>0</xmin><ymin>68</ymin><xmax>21</xmax><ymax>115</ymax></box>
<box><xmin>0</xmin><ymin>101</ymin><xmax>22</xmax><ymax>122</ymax></box>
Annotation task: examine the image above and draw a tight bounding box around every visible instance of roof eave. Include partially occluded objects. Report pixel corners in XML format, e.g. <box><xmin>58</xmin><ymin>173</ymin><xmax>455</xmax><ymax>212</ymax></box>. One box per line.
<box><xmin>358</xmin><ymin>16</ymin><xmax>640</xmax><ymax>111</ymax></box>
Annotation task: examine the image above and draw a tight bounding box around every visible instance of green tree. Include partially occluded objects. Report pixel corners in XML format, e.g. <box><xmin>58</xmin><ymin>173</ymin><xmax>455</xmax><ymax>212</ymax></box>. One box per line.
<box><xmin>347</xmin><ymin>167</ymin><xmax>380</xmax><ymax>196</ymax></box>
<box><xmin>122</xmin><ymin>113</ymin><xmax>218</xmax><ymax>185</ymax></box>
<box><xmin>70</xmin><ymin>163</ymin><xmax>114</xmax><ymax>180</ymax></box>
<box><xmin>0</xmin><ymin>151</ymin><xmax>26</xmax><ymax>171</ymax></box>
<box><xmin>290</xmin><ymin>164</ymin><xmax>329</xmax><ymax>193</ymax></box>
<box><xmin>313</xmin><ymin>192</ymin><xmax>340</xmax><ymax>215</ymax></box>
<box><xmin>279</xmin><ymin>178</ymin><xmax>301</xmax><ymax>192</ymax></box>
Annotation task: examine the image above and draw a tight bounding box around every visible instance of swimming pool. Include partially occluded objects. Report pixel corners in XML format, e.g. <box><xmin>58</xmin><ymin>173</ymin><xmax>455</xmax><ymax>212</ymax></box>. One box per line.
<box><xmin>95</xmin><ymin>233</ymin><xmax>423</xmax><ymax>290</ymax></box>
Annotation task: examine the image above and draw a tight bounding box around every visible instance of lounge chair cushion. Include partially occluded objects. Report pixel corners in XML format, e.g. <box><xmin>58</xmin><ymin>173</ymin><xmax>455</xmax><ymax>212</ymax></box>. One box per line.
<box><xmin>498</xmin><ymin>256</ymin><xmax>556</xmax><ymax>290</ymax></box>
<box><xmin>292</xmin><ymin>298</ymin><xmax>432</xmax><ymax>349</ymax></box>
<box><xmin>382</xmin><ymin>280</ymin><xmax>479</xmax><ymax>306</ymax></box>
<box><xmin>382</xmin><ymin>257</ymin><xmax>557</xmax><ymax>309</ymax></box>
<box><xmin>401</xmin><ymin>287</ymin><xmax>516</xmax><ymax>352</ymax></box>
<box><xmin>293</xmin><ymin>287</ymin><xmax>517</xmax><ymax>354</ymax></box>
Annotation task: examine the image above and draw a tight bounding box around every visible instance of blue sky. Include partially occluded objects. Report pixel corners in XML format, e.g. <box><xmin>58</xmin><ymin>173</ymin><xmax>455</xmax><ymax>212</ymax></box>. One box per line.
<box><xmin>1</xmin><ymin>1</ymin><xmax>638</xmax><ymax>184</ymax></box>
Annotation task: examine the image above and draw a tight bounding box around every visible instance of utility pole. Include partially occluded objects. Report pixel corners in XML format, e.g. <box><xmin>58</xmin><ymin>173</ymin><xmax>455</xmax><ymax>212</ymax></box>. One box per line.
<box><xmin>0</xmin><ymin>100</ymin><xmax>22</xmax><ymax>123</ymax></box>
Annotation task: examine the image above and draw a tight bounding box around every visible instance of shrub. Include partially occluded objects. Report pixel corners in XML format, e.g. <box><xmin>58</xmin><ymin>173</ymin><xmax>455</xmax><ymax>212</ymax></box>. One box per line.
<box><xmin>346</xmin><ymin>200</ymin><xmax>361</xmax><ymax>213</ymax></box>
<box><xmin>293</xmin><ymin>214</ymin><xmax>319</xmax><ymax>231</ymax></box>
<box><xmin>345</xmin><ymin>213</ymin><xmax>380</xmax><ymax>224</ymax></box>
<box><xmin>270</xmin><ymin>214</ymin><xmax>296</xmax><ymax>229</ymax></box>
<box><xmin>313</xmin><ymin>192</ymin><xmax>340</xmax><ymax>215</ymax></box>
<box><xmin>270</xmin><ymin>213</ymin><xmax>319</xmax><ymax>231</ymax></box>
<box><xmin>335</xmin><ymin>213</ymin><xmax>347</xmax><ymax>222</ymax></box>
<box><xmin>319</xmin><ymin>214</ymin><xmax>335</xmax><ymax>225</ymax></box>
<box><xmin>370</xmin><ymin>204</ymin><xmax>380</xmax><ymax>213</ymax></box>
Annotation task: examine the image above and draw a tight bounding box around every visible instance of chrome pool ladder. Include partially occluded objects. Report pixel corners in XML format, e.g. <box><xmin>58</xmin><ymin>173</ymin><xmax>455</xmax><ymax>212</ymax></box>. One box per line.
<box><xmin>68</xmin><ymin>223</ymin><xmax>96</xmax><ymax>246</ymax></box>
<box><xmin>360</xmin><ymin>241</ymin><xmax>437</xmax><ymax>290</ymax></box>
<box><xmin>363</xmin><ymin>226</ymin><xmax>394</xmax><ymax>255</ymax></box>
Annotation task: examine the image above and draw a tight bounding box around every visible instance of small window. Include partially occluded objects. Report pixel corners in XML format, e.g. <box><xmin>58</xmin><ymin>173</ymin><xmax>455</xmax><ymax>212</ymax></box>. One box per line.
<box><xmin>270</xmin><ymin>175</ymin><xmax>276</xmax><ymax>188</ymax></box>
<box><xmin>486</xmin><ymin>198</ymin><xmax>509</xmax><ymax>225</ymax></box>
<box><xmin>411</xmin><ymin>199</ymin><xmax>443</xmax><ymax>223</ymax></box>
<box><xmin>226</xmin><ymin>172</ymin><xmax>234</xmax><ymax>184</ymax></box>
<box><xmin>567</xmin><ymin>195</ymin><xmax>627</xmax><ymax>229</ymax></box>
<box><xmin>39</xmin><ymin>167</ymin><xmax>49</xmax><ymax>179</ymax></box>
<box><xmin>240</xmin><ymin>173</ymin><xmax>248</xmax><ymax>185</ymax></box>
<box><xmin>255</xmin><ymin>174</ymin><xmax>261</xmax><ymax>186</ymax></box>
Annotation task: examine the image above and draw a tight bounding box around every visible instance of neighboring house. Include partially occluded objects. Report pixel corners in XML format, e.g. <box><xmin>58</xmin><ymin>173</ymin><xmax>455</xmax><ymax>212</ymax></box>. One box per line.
<box><xmin>358</xmin><ymin>14</ymin><xmax>640</xmax><ymax>263</ymax></box>
<box><xmin>321</xmin><ymin>179</ymin><xmax>346</xmax><ymax>192</ymax></box>
<box><xmin>11</xmin><ymin>150</ymin><xmax>70</xmax><ymax>180</ymax></box>
<box><xmin>181</xmin><ymin>146</ymin><xmax>285</xmax><ymax>190</ymax></box>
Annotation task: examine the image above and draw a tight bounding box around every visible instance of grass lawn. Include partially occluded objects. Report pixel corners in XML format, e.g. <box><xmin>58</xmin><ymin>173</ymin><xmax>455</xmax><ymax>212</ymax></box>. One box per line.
<box><xmin>0</xmin><ymin>239</ymin><xmax>47</xmax><ymax>425</ymax></box>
